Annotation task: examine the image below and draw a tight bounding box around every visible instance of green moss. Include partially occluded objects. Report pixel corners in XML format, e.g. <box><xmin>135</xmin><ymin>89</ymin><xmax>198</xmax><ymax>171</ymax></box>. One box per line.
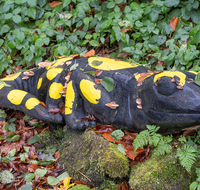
<box><xmin>70</xmin><ymin>184</ymin><xmax>93</xmax><ymax>190</ymax></box>
<box><xmin>59</xmin><ymin>129</ymin><xmax>129</xmax><ymax>187</ymax></box>
<box><xmin>129</xmin><ymin>149</ymin><xmax>198</xmax><ymax>190</ymax></box>
<box><xmin>37</xmin><ymin>126</ymin><xmax>64</xmax><ymax>149</ymax></box>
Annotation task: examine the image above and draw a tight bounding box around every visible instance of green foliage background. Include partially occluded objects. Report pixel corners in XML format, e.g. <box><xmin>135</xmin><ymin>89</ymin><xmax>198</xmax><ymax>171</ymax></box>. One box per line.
<box><xmin>0</xmin><ymin>0</ymin><xmax>200</xmax><ymax>76</ymax></box>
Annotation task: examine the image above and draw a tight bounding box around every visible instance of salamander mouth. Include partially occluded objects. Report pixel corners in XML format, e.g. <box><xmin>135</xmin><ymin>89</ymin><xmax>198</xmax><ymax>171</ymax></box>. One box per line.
<box><xmin>144</xmin><ymin>109</ymin><xmax>200</xmax><ymax>134</ymax></box>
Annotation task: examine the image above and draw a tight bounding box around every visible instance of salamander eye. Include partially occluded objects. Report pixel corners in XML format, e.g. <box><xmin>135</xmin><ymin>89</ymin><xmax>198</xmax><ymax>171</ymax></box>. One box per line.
<box><xmin>155</xmin><ymin>77</ymin><xmax>177</xmax><ymax>96</ymax></box>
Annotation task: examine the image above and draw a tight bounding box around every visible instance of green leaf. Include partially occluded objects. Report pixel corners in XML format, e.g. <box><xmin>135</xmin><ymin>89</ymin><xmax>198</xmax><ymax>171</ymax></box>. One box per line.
<box><xmin>35</xmin><ymin>38</ymin><xmax>44</xmax><ymax>48</ymax></box>
<box><xmin>13</xmin><ymin>15</ymin><xmax>21</xmax><ymax>23</ymax></box>
<box><xmin>6</xmin><ymin>133</ymin><xmax>16</xmax><ymax>141</ymax></box>
<box><xmin>117</xmin><ymin>144</ymin><xmax>126</xmax><ymax>155</ymax></box>
<box><xmin>157</xmin><ymin>35</ymin><xmax>167</xmax><ymax>45</ymax></box>
<box><xmin>111</xmin><ymin>130</ymin><xmax>124</xmax><ymax>140</ymax></box>
<box><xmin>38</xmin><ymin>0</ymin><xmax>46</xmax><ymax>7</ymax></box>
<box><xmin>107</xmin><ymin>2</ymin><xmax>115</xmax><ymax>9</ymax></box>
<box><xmin>115</xmin><ymin>0</ymin><xmax>123</xmax><ymax>3</ymax></box>
<box><xmin>0</xmin><ymin>170</ymin><xmax>15</xmax><ymax>184</ymax></box>
<box><xmin>184</xmin><ymin>52</ymin><xmax>194</xmax><ymax>62</ymax></box>
<box><xmin>25</xmin><ymin>173</ymin><xmax>35</xmax><ymax>181</ymax></box>
<box><xmin>47</xmin><ymin>176</ymin><xmax>59</xmax><ymax>186</ymax></box>
<box><xmin>165</xmin><ymin>0</ymin><xmax>180</xmax><ymax>7</ymax></box>
<box><xmin>88</xmin><ymin>71</ymin><xmax>95</xmax><ymax>76</ymax></box>
<box><xmin>27</xmin><ymin>7</ymin><xmax>36</xmax><ymax>19</ymax></box>
<box><xmin>91</xmin><ymin>60</ymin><xmax>103</xmax><ymax>66</ymax></box>
<box><xmin>70</xmin><ymin>62</ymin><xmax>79</xmax><ymax>71</ymax></box>
<box><xmin>101</xmin><ymin>77</ymin><xmax>114</xmax><ymax>92</ymax></box>
<box><xmin>8</xmin><ymin>41</ymin><xmax>16</xmax><ymax>48</ymax></box>
<box><xmin>89</xmin><ymin>40</ymin><xmax>100</xmax><ymax>47</ymax></box>
<box><xmin>191</xmin><ymin>11</ymin><xmax>200</xmax><ymax>24</ymax></box>
<box><xmin>57</xmin><ymin>172</ymin><xmax>69</xmax><ymax>182</ymax></box>
<box><xmin>0</xmin><ymin>109</ymin><xmax>7</xmax><ymax>118</ymax></box>
<box><xmin>28</xmin><ymin>134</ymin><xmax>38</xmax><ymax>144</ymax></box>
<box><xmin>5</xmin><ymin>13</ymin><xmax>13</xmax><ymax>20</ymax></box>
<box><xmin>27</xmin><ymin>0</ymin><xmax>37</xmax><ymax>7</ymax></box>
<box><xmin>35</xmin><ymin>168</ymin><xmax>47</xmax><ymax>178</ymax></box>
<box><xmin>195</xmin><ymin>73</ymin><xmax>200</xmax><ymax>86</ymax></box>
<box><xmin>190</xmin><ymin>181</ymin><xmax>198</xmax><ymax>190</ymax></box>
<box><xmin>15</xmin><ymin>30</ymin><xmax>25</xmax><ymax>43</ymax></box>
<box><xmin>8</xmin><ymin>123</ymin><xmax>16</xmax><ymax>132</ymax></box>
<box><xmin>63</xmin><ymin>0</ymin><xmax>71</xmax><ymax>7</ymax></box>
<box><xmin>1</xmin><ymin>25</ymin><xmax>10</xmax><ymax>34</ymax></box>
<box><xmin>149</xmin><ymin>11</ymin><xmax>159</xmax><ymax>22</ymax></box>
<box><xmin>11</xmin><ymin>135</ymin><xmax>20</xmax><ymax>142</ymax></box>
<box><xmin>191</xmin><ymin>31</ymin><xmax>200</xmax><ymax>45</ymax></box>
<box><xmin>8</xmin><ymin>148</ymin><xmax>16</xmax><ymax>157</ymax></box>
<box><xmin>18</xmin><ymin>184</ymin><xmax>33</xmax><ymax>190</ymax></box>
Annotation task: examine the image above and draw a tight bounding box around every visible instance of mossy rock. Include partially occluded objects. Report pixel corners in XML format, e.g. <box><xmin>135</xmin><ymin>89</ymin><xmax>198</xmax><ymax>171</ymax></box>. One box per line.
<box><xmin>129</xmin><ymin>148</ymin><xmax>198</xmax><ymax>190</ymax></box>
<box><xmin>59</xmin><ymin>129</ymin><xmax>129</xmax><ymax>187</ymax></box>
<box><xmin>37</xmin><ymin>126</ymin><xmax>84</xmax><ymax>149</ymax></box>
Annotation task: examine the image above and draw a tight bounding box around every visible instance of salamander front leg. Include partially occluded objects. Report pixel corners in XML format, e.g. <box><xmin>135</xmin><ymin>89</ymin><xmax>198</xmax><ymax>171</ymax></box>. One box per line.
<box><xmin>64</xmin><ymin>81</ymin><xmax>96</xmax><ymax>130</ymax></box>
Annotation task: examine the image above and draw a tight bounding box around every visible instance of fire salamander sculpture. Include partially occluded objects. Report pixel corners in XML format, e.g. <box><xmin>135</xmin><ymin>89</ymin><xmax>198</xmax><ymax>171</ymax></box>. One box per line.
<box><xmin>0</xmin><ymin>56</ymin><xmax>199</xmax><ymax>134</ymax></box>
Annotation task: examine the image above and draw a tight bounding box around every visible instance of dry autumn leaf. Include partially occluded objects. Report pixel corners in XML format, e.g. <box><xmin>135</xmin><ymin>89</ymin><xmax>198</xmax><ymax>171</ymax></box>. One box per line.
<box><xmin>40</xmin><ymin>101</ymin><xmax>47</xmax><ymax>108</ymax></box>
<box><xmin>38</xmin><ymin>62</ymin><xmax>52</xmax><ymax>68</ymax></box>
<box><xmin>48</xmin><ymin>108</ymin><xmax>60</xmax><ymax>114</ymax></box>
<box><xmin>83</xmin><ymin>49</ymin><xmax>95</xmax><ymax>57</ymax></box>
<box><xmin>71</xmin><ymin>54</ymin><xmax>80</xmax><ymax>59</ymax></box>
<box><xmin>105</xmin><ymin>102</ymin><xmax>119</xmax><ymax>109</ymax></box>
<box><xmin>48</xmin><ymin>1</ymin><xmax>62</xmax><ymax>8</ymax></box>
<box><xmin>22</xmin><ymin>76</ymin><xmax>29</xmax><ymax>80</ymax></box>
<box><xmin>170</xmin><ymin>16</ymin><xmax>178</xmax><ymax>30</ymax></box>
<box><xmin>94</xmin><ymin>69</ymin><xmax>103</xmax><ymax>77</ymax></box>
<box><xmin>104</xmin><ymin>133</ymin><xmax>115</xmax><ymax>143</ymax></box>
<box><xmin>95</xmin><ymin>78</ymin><xmax>102</xmax><ymax>84</ymax></box>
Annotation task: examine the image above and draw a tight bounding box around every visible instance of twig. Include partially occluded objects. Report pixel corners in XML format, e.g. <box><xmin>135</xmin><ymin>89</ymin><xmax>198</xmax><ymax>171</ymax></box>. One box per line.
<box><xmin>72</xmin><ymin>168</ymin><xmax>92</xmax><ymax>182</ymax></box>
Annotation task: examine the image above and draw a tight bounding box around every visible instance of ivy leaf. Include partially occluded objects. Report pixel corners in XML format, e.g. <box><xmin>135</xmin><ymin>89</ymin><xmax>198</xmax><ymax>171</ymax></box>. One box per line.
<box><xmin>101</xmin><ymin>77</ymin><xmax>114</xmax><ymax>92</ymax></box>
<box><xmin>195</xmin><ymin>73</ymin><xmax>200</xmax><ymax>86</ymax></box>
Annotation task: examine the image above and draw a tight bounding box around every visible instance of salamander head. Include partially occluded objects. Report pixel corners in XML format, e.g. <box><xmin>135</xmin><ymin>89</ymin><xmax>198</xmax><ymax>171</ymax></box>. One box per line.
<box><xmin>138</xmin><ymin>71</ymin><xmax>200</xmax><ymax>134</ymax></box>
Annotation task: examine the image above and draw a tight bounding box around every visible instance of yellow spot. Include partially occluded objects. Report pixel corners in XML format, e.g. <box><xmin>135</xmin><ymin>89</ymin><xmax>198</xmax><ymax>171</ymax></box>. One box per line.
<box><xmin>0</xmin><ymin>82</ymin><xmax>6</xmax><ymax>90</ymax></box>
<box><xmin>37</xmin><ymin>78</ymin><xmax>43</xmax><ymax>89</ymax></box>
<box><xmin>88</xmin><ymin>57</ymin><xmax>136</xmax><ymax>70</ymax></box>
<box><xmin>65</xmin><ymin>81</ymin><xmax>75</xmax><ymax>114</ymax></box>
<box><xmin>134</xmin><ymin>73</ymin><xmax>154</xmax><ymax>82</ymax></box>
<box><xmin>80</xmin><ymin>79</ymin><xmax>101</xmax><ymax>104</ymax></box>
<box><xmin>25</xmin><ymin>98</ymin><xmax>40</xmax><ymax>110</ymax></box>
<box><xmin>46</xmin><ymin>68</ymin><xmax>63</xmax><ymax>81</ymax></box>
<box><xmin>7</xmin><ymin>90</ymin><xmax>27</xmax><ymax>105</ymax></box>
<box><xmin>49</xmin><ymin>82</ymin><xmax>63</xmax><ymax>99</ymax></box>
<box><xmin>154</xmin><ymin>71</ymin><xmax>186</xmax><ymax>86</ymax></box>
<box><xmin>1</xmin><ymin>72</ymin><xmax>21</xmax><ymax>81</ymax></box>
<box><xmin>188</xmin><ymin>71</ymin><xmax>198</xmax><ymax>75</ymax></box>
